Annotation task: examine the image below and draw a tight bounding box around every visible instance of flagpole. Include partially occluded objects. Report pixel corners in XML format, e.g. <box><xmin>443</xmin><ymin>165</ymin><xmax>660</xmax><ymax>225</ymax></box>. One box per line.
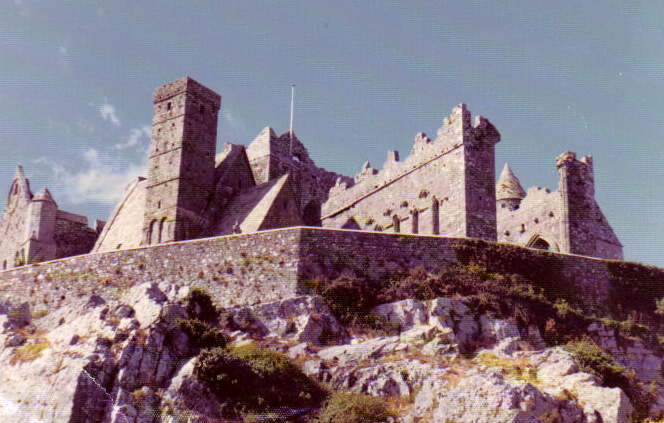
<box><xmin>289</xmin><ymin>84</ymin><xmax>295</xmax><ymax>157</ymax></box>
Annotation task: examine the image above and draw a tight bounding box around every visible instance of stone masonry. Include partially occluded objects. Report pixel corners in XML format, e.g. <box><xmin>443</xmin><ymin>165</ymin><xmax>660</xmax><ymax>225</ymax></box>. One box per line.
<box><xmin>0</xmin><ymin>166</ymin><xmax>99</xmax><ymax>270</ymax></box>
<box><xmin>0</xmin><ymin>76</ymin><xmax>623</xmax><ymax>269</ymax></box>
<box><xmin>0</xmin><ymin>227</ymin><xmax>622</xmax><ymax>312</ymax></box>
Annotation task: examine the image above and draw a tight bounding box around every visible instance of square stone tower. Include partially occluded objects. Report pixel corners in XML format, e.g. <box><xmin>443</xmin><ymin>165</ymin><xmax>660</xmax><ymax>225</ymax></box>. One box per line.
<box><xmin>142</xmin><ymin>77</ymin><xmax>221</xmax><ymax>245</ymax></box>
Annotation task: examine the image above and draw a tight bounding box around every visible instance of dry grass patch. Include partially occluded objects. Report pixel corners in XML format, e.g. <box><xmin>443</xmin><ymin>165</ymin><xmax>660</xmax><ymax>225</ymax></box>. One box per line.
<box><xmin>10</xmin><ymin>338</ymin><xmax>51</xmax><ymax>365</ymax></box>
<box><xmin>473</xmin><ymin>351</ymin><xmax>537</xmax><ymax>383</ymax></box>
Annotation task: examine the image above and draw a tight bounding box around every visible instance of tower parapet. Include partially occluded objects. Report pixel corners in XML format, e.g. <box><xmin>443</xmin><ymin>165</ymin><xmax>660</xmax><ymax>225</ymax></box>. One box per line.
<box><xmin>556</xmin><ymin>151</ymin><xmax>598</xmax><ymax>256</ymax></box>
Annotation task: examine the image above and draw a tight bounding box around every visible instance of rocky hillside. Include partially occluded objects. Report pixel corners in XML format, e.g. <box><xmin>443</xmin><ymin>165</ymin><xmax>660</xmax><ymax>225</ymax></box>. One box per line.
<box><xmin>2</xmin><ymin>270</ymin><xmax>664</xmax><ymax>423</ymax></box>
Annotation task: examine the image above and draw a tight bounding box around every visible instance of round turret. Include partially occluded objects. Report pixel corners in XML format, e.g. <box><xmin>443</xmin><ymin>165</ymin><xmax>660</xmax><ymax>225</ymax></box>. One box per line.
<box><xmin>25</xmin><ymin>188</ymin><xmax>57</xmax><ymax>242</ymax></box>
<box><xmin>496</xmin><ymin>163</ymin><xmax>526</xmax><ymax>211</ymax></box>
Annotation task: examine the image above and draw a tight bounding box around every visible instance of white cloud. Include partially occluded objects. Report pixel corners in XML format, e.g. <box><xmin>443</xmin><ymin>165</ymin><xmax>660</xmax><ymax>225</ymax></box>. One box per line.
<box><xmin>223</xmin><ymin>109</ymin><xmax>242</xmax><ymax>128</ymax></box>
<box><xmin>36</xmin><ymin>148</ymin><xmax>147</xmax><ymax>205</ymax></box>
<box><xmin>58</xmin><ymin>43</ymin><xmax>71</xmax><ymax>71</ymax></box>
<box><xmin>114</xmin><ymin>126</ymin><xmax>151</xmax><ymax>150</ymax></box>
<box><xmin>99</xmin><ymin>100</ymin><xmax>121</xmax><ymax>126</ymax></box>
<box><xmin>14</xmin><ymin>0</ymin><xmax>29</xmax><ymax>17</ymax></box>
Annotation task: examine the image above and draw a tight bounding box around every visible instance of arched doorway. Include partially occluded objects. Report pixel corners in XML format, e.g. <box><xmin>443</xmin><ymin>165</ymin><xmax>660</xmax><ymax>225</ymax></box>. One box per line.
<box><xmin>526</xmin><ymin>234</ymin><xmax>559</xmax><ymax>252</ymax></box>
<box><xmin>302</xmin><ymin>200</ymin><xmax>321</xmax><ymax>227</ymax></box>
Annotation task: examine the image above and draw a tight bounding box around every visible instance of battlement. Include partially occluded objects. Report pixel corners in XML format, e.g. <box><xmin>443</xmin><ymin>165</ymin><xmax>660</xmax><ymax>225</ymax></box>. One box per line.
<box><xmin>323</xmin><ymin>105</ymin><xmax>499</xmax><ymax>215</ymax></box>
<box><xmin>153</xmin><ymin>76</ymin><xmax>221</xmax><ymax>106</ymax></box>
<box><xmin>321</xmin><ymin>104</ymin><xmax>499</xmax><ymax>241</ymax></box>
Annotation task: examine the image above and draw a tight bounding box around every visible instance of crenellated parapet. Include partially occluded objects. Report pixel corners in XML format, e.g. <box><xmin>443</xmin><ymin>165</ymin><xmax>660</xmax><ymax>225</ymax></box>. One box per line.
<box><xmin>321</xmin><ymin>104</ymin><xmax>500</xmax><ymax>241</ymax></box>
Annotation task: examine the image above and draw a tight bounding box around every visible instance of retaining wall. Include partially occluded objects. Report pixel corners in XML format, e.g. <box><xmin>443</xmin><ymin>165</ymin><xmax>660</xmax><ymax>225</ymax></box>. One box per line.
<box><xmin>0</xmin><ymin>227</ymin><xmax>630</xmax><ymax>311</ymax></box>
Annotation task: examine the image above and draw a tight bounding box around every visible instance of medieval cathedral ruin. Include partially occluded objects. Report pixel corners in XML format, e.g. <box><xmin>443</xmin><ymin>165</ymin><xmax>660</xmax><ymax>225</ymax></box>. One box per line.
<box><xmin>0</xmin><ymin>77</ymin><xmax>623</xmax><ymax>270</ymax></box>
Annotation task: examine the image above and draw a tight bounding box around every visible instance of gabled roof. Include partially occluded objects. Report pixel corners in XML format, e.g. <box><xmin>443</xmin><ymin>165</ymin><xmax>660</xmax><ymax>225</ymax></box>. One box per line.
<box><xmin>7</xmin><ymin>165</ymin><xmax>33</xmax><ymax>204</ymax></box>
<box><xmin>214</xmin><ymin>173</ymin><xmax>302</xmax><ymax>235</ymax></box>
<box><xmin>214</xmin><ymin>143</ymin><xmax>255</xmax><ymax>187</ymax></box>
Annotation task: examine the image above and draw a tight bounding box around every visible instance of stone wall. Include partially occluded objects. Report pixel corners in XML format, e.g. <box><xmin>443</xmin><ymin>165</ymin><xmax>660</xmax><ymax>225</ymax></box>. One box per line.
<box><xmin>320</xmin><ymin>105</ymin><xmax>500</xmax><ymax>242</ymax></box>
<box><xmin>0</xmin><ymin>227</ymin><xmax>636</xmax><ymax>314</ymax></box>
<box><xmin>0</xmin><ymin>230</ymin><xmax>301</xmax><ymax>310</ymax></box>
<box><xmin>497</xmin><ymin>186</ymin><xmax>565</xmax><ymax>251</ymax></box>
<box><xmin>295</xmin><ymin>228</ymin><xmax>614</xmax><ymax>311</ymax></box>
<box><xmin>497</xmin><ymin>152</ymin><xmax>623</xmax><ymax>260</ymax></box>
<box><xmin>53</xmin><ymin>212</ymin><xmax>97</xmax><ymax>259</ymax></box>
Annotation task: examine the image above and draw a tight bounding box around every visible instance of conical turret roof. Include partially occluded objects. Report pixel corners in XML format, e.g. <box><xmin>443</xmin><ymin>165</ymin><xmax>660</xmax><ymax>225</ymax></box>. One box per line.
<box><xmin>32</xmin><ymin>187</ymin><xmax>57</xmax><ymax>205</ymax></box>
<box><xmin>496</xmin><ymin>163</ymin><xmax>526</xmax><ymax>200</ymax></box>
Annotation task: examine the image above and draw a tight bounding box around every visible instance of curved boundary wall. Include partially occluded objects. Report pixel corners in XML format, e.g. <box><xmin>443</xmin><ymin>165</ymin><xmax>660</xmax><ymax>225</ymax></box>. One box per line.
<box><xmin>0</xmin><ymin>227</ymin><xmax>632</xmax><ymax>310</ymax></box>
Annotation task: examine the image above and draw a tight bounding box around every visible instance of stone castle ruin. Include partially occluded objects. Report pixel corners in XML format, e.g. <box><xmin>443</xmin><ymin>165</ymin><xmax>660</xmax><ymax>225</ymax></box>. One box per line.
<box><xmin>0</xmin><ymin>77</ymin><xmax>622</xmax><ymax>270</ymax></box>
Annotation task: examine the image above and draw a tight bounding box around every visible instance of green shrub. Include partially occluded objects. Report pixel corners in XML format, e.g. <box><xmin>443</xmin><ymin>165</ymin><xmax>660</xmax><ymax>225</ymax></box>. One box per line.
<box><xmin>177</xmin><ymin>318</ymin><xmax>227</xmax><ymax>350</ymax></box>
<box><xmin>185</xmin><ymin>287</ymin><xmax>218</xmax><ymax>323</ymax></box>
<box><xmin>317</xmin><ymin>392</ymin><xmax>395</xmax><ymax>423</ymax></box>
<box><xmin>563</xmin><ymin>340</ymin><xmax>635</xmax><ymax>388</ymax></box>
<box><xmin>656</xmin><ymin>297</ymin><xmax>664</xmax><ymax>316</ymax></box>
<box><xmin>608</xmin><ymin>260</ymin><xmax>664</xmax><ymax>320</ymax></box>
<box><xmin>195</xmin><ymin>343</ymin><xmax>327</xmax><ymax>413</ymax></box>
<box><xmin>304</xmin><ymin>274</ymin><xmax>383</xmax><ymax>328</ymax></box>
<box><xmin>562</xmin><ymin>339</ymin><xmax>651</xmax><ymax>419</ymax></box>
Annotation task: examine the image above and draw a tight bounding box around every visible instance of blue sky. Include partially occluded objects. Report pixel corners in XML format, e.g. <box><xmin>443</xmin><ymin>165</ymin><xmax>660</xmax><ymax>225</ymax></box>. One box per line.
<box><xmin>1</xmin><ymin>1</ymin><xmax>663</xmax><ymax>266</ymax></box>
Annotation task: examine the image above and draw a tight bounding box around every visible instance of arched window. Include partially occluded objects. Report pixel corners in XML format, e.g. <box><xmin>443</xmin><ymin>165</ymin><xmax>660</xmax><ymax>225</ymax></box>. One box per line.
<box><xmin>411</xmin><ymin>209</ymin><xmax>419</xmax><ymax>234</ymax></box>
<box><xmin>525</xmin><ymin>234</ymin><xmax>559</xmax><ymax>252</ymax></box>
<box><xmin>392</xmin><ymin>215</ymin><xmax>401</xmax><ymax>233</ymax></box>
<box><xmin>431</xmin><ymin>197</ymin><xmax>440</xmax><ymax>235</ymax></box>
<box><xmin>158</xmin><ymin>218</ymin><xmax>167</xmax><ymax>243</ymax></box>
<box><xmin>20</xmin><ymin>249</ymin><xmax>25</xmax><ymax>266</ymax></box>
<box><xmin>531</xmin><ymin>237</ymin><xmax>551</xmax><ymax>250</ymax></box>
<box><xmin>2</xmin><ymin>260</ymin><xmax>6</xmax><ymax>270</ymax></box>
<box><xmin>148</xmin><ymin>219</ymin><xmax>157</xmax><ymax>244</ymax></box>
<box><xmin>527</xmin><ymin>235</ymin><xmax>551</xmax><ymax>251</ymax></box>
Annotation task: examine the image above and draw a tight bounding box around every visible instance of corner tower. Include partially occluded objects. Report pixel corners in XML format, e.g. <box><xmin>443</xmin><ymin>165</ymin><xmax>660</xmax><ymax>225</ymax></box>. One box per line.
<box><xmin>459</xmin><ymin>106</ymin><xmax>501</xmax><ymax>240</ymax></box>
<box><xmin>23</xmin><ymin>188</ymin><xmax>57</xmax><ymax>263</ymax></box>
<box><xmin>556</xmin><ymin>151</ymin><xmax>596</xmax><ymax>256</ymax></box>
<box><xmin>142</xmin><ymin>77</ymin><xmax>221</xmax><ymax>245</ymax></box>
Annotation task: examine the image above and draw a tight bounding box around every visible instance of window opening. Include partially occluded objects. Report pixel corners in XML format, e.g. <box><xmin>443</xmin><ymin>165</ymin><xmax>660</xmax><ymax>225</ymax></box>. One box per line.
<box><xmin>432</xmin><ymin>198</ymin><xmax>440</xmax><ymax>235</ymax></box>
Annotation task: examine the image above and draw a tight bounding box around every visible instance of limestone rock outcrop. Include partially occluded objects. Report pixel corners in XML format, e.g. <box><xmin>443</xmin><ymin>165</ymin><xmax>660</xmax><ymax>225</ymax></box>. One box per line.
<box><xmin>0</xmin><ymin>290</ymin><xmax>662</xmax><ymax>423</ymax></box>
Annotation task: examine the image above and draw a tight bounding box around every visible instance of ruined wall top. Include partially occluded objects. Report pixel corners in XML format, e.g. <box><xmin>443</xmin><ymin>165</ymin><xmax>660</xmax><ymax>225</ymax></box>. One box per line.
<box><xmin>323</xmin><ymin>104</ymin><xmax>499</xmax><ymax>217</ymax></box>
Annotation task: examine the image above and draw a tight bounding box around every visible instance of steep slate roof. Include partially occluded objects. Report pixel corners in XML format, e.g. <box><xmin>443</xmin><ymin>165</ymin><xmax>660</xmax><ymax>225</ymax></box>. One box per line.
<box><xmin>92</xmin><ymin>177</ymin><xmax>147</xmax><ymax>253</ymax></box>
<box><xmin>496</xmin><ymin>163</ymin><xmax>526</xmax><ymax>200</ymax></box>
<box><xmin>214</xmin><ymin>143</ymin><xmax>254</xmax><ymax>185</ymax></box>
<box><xmin>214</xmin><ymin>173</ymin><xmax>302</xmax><ymax>235</ymax></box>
